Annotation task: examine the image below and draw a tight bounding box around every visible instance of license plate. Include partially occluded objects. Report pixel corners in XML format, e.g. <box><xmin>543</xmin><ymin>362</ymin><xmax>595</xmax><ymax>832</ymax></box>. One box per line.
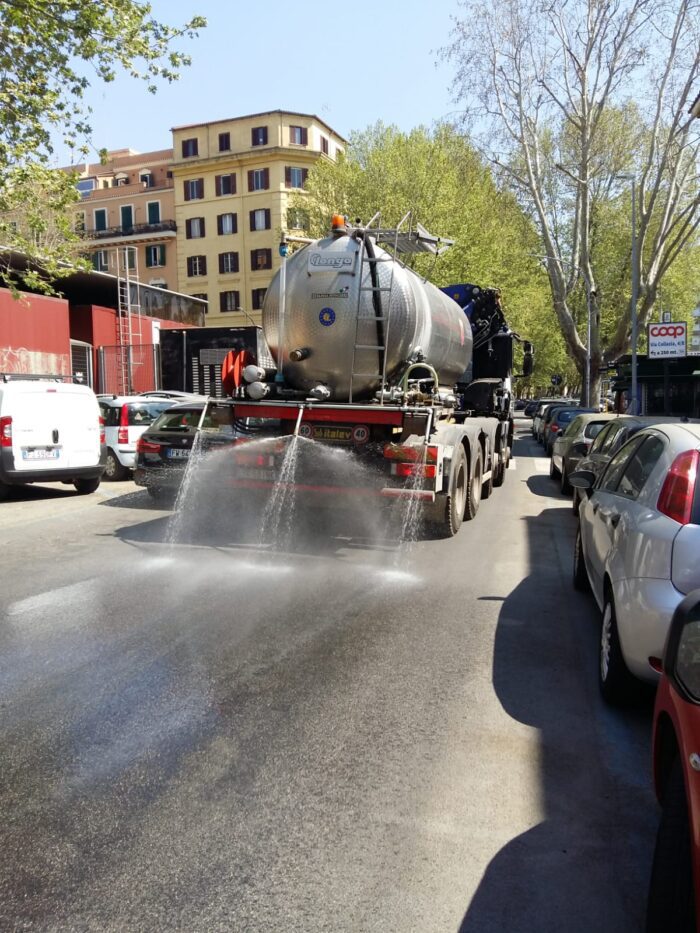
<box><xmin>22</xmin><ymin>448</ymin><xmax>59</xmax><ymax>460</ymax></box>
<box><xmin>309</xmin><ymin>425</ymin><xmax>353</xmax><ymax>442</ymax></box>
<box><xmin>167</xmin><ymin>448</ymin><xmax>190</xmax><ymax>459</ymax></box>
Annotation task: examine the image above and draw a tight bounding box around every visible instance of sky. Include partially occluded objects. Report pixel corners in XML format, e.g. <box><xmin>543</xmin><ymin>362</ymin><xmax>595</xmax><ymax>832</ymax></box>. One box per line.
<box><xmin>53</xmin><ymin>0</ymin><xmax>463</xmax><ymax>166</ymax></box>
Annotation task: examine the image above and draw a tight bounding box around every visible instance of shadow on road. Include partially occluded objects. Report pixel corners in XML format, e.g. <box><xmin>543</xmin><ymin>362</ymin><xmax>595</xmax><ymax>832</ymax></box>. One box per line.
<box><xmin>458</xmin><ymin>498</ymin><xmax>656</xmax><ymax>932</ymax></box>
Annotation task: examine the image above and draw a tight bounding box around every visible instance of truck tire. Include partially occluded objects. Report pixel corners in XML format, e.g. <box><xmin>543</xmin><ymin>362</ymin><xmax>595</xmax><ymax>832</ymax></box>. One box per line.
<box><xmin>465</xmin><ymin>446</ymin><xmax>482</xmax><ymax>521</ymax></box>
<box><xmin>493</xmin><ymin>441</ymin><xmax>507</xmax><ymax>487</ymax></box>
<box><xmin>481</xmin><ymin>444</ymin><xmax>493</xmax><ymax>499</ymax></box>
<box><xmin>444</xmin><ymin>445</ymin><xmax>468</xmax><ymax>535</ymax></box>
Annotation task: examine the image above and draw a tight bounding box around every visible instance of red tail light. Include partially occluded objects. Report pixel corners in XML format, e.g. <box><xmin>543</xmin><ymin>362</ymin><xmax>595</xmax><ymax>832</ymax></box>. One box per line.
<box><xmin>657</xmin><ymin>449</ymin><xmax>699</xmax><ymax>525</ymax></box>
<box><xmin>99</xmin><ymin>416</ymin><xmax>105</xmax><ymax>446</ymax></box>
<box><xmin>395</xmin><ymin>462</ymin><xmax>437</xmax><ymax>479</ymax></box>
<box><xmin>384</xmin><ymin>444</ymin><xmax>438</xmax><ymax>463</ymax></box>
<box><xmin>550</xmin><ymin>424</ymin><xmax>560</xmax><ymax>433</ymax></box>
<box><xmin>0</xmin><ymin>415</ymin><xmax>12</xmax><ymax>448</ymax></box>
<box><xmin>118</xmin><ymin>404</ymin><xmax>129</xmax><ymax>444</ymax></box>
<box><xmin>137</xmin><ymin>437</ymin><xmax>161</xmax><ymax>454</ymax></box>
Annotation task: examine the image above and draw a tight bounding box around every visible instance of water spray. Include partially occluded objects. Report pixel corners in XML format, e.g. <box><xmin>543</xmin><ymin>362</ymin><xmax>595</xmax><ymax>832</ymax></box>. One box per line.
<box><xmin>293</xmin><ymin>405</ymin><xmax>306</xmax><ymax>436</ymax></box>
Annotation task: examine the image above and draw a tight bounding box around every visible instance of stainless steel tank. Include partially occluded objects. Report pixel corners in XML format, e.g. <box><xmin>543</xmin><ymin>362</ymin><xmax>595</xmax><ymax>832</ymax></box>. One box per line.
<box><xmin>262</xmin><ymin>233</ymin><xmax>473</xmax><ymax>401</ymax></box>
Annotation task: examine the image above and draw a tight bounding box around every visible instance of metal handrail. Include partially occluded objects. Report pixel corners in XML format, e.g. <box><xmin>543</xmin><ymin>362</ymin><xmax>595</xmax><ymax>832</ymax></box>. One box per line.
<box><xmin>83</xmin><ymin>220</ymin><xmax>177</xmax><ymax>239</ymax></box>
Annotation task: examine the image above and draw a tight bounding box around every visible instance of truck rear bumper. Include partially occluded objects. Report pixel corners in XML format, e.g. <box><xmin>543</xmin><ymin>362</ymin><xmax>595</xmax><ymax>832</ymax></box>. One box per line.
<box><xmin>225</xmin><ymin>477</ymin><xmax>436</xmax><ymax>503</ymax></box>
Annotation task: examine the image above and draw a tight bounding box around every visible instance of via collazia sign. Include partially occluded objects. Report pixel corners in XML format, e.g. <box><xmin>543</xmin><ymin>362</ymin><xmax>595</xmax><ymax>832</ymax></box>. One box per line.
<box><xmin>648</xmin><ymin>322</ymin><xmax>687</xmax><ymax>359</ymax></box>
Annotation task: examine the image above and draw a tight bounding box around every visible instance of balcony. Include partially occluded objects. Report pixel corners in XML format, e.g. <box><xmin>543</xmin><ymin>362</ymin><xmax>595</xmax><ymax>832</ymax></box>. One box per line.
<box><xmin>83</xmin><ymin>220</ymin><xmax>177</xmax><ymax>241</ymax></box>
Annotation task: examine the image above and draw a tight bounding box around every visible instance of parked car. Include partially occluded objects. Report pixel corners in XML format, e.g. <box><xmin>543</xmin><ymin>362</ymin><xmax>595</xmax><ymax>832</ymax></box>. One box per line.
<box><xmin>531</xmin><ymin>398</ymin><xmax>562</xmax><ymax>437</ymax></box>
<box><xmin>647</xmin><ymin>589</ymin><xmax>700</xmax><ymax>933</ymax></box>
<box><xmin>136</xmin><ymin>390</ymin><xmax>207</xmax><ymax>401</ymax></box>
<box><xmin>571</xmin><ymin>415</ymin><xmax>684</xmax><ymax>513</ymax></box>
<box><xmin>97</xmin><ymin>395</ymin><xmax>178</xmax><ymax>480</ymax></box>
<box><xmin>523</xmin><ymin>400</ymin><xmax>539</xmax><ymax>418</ymax></box>
<box><xmin>544</xmin><ymin>406</ymin><xmax>595</xmax><ymax>456</ymax></box>
<box><xmin>571</xmin><ymin>422</ymin><xmax>700</xmax><ymax>704</ymax></box>
<box><xmin>0</xmin><ymin>376</ymin><xmax>105</xmax><ymax>498</ymax></box>
<box><xmin>133</xmin><ymin>399</ymin><xmax>237</xmax><ymax>501</ymax></box>
<box><xmin>550</xmin><ymin>413</ymin><xmax>617</xmax><ymax>493</ymax></box>
<box><xmin>537</xmin><ymin>401</ymin><xmax>578</xmax><ymax>444</ymax></box>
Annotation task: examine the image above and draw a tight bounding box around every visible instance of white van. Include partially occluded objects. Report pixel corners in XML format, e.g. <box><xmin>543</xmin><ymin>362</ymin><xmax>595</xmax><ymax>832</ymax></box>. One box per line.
<box><xmin>0</xmin><ymin>377</ymin><xmax>105</xmax><ymax>498</ymax></box>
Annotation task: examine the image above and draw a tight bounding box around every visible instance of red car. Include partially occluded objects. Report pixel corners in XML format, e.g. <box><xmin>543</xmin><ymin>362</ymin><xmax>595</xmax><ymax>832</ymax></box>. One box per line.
<box><xmin>648</xmin><ymin>589</ymin><xmax>700</xmax><ymax>932</ymax></box>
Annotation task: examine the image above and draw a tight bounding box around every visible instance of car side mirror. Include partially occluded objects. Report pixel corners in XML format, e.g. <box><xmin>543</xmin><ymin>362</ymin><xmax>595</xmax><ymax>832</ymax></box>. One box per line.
<box><xmin>569</xmin><ymin>469</ymin><xmax>596</xmax><ymax>491</ymax></box>
<box><xmin>663</xmin><ymin>590</ymin><xmax>700</xmax><ymax>701</ymax></box>
<box><xmin>522</xmin><ymin>353</ymin><xmax>534</xmax><ymax>377</ymax></box>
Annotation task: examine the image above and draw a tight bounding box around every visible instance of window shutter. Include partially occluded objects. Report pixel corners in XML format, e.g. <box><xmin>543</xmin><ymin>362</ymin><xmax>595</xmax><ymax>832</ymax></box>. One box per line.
<box><xmin>145</xmin><ymin>249</ymin><xmax>153</xmax><ymax>269</ymax></box>
<box><xmin>232</xmin><ymin>253</ymin><xmax>239</xmax><ymax>273</ymax></box>
<box><xmin>159</xmin><ymin>245</ymin><xmax>166</xmax><ymax>265</ymax></box>
<box><xmin>250</xmin><ymin>250</ymin><xmax>256</xmax><ymax>271</ymax></box>
<box><xmin>201</xmin><ymin>256</ymin><xmax>207</xmax><ymax>275</ymax></box>
<box><xmin>265</xmin><ymin>249</ymin><xmax>272</xmax><ymax>267</ymax></box>
<box><xmin>187</xmin><ymin>257</ymin><xmax>193</xmax><ymax>276</ymax></box>
<box><xmin>301</xmin><ymin>128</ymin><xmax>308</xmax><ymax>145</ymax></box>
<box><xmin>184</xmin><ymin>182</ymin><xmax>191</xmax><ymax>202</ymax></box>
<box><xmin>265</xmin><ymin>209</ymin><xmax>271</xmax><ymax>228</ymax></box>
<box><xmin>232</xmin><ymin>213</ymin><xmax>237</xmax><ymax>233</ymax></box>
<box><xmin>197</xmin><ymin>179</ymin><xmax>204</xmax><ymax>199</ymax></box>
<box><xmin>247</xmin><ymin>170</ymin><xmax>254</xmax><ymax>191</ymax></box>
<box><xmin>186</xmin><ymin>218</ymin><xmax>192</xmax><ymax>238</ymax></box>
<box><xmin>263</xmin><ymin>168</ymin><xmax>269</xmax><ymax>189</ymax></box>
<box><xmin>215</xmin><ymin>175</ymin><xmax>222</xmax><ymax>196</ymax></box>
<box><xmin>302</xmin><ymin>169</ymin><xmax>308</xmax><ymax>186</ymax></box>
<box><xmin>285</xmin><ymin>167</ymin><xmax>291</xmax><ymax>188</ymax></box>
<box><xmin>230</xmin><ymin>174</ymin><xmax>236</xmax><ymax>195</ymax></box>
<box><xmin>219</xmin><ymin>254</ymin><xmax>225</xmax><ymax>275</ymax></box>
<box><xmin>249</xmin><ymin>210</ymin><xmax>255</xmax><ymax>231</ymax></box>
<box><xmin>200</xmin><ymin>218</ymin><xmax>205</xmax><ymax>237</ymax></box>
<box><xmin>217</xmin><ymin>215</ymin><xmax>223</xmax><ymax>235</ymax></box>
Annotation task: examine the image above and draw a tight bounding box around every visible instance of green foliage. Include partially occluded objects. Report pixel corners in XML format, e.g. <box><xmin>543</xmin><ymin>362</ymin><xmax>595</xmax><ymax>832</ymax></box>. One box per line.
<box><xmin>0</xmin><ymin>0</ymin><xmax>205</xmax><ymax>293</ymax></box>
<box><xmin>293</xmin><ymin>121</ymin><xmax>570</xmax><ymax>391</ymax></box>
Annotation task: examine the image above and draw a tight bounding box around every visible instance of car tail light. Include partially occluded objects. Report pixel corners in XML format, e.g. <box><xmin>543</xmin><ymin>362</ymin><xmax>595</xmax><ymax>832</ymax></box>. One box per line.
<box><xmin>137</xmin><ymin>437</ymin><xmax>161</xmax><ymax>454</ymax></box>
<box><xmin>550</xmin><ymin>423</ymin><xmax>560</xmax><ymax>433</ymax></box>
<box><xmin>0</xmin><ymin>415</ymin><xmax>12</xmax><ymax>447</ymax></box>
<box><xmin>118</xmin><ymin>405</ymin><xmax>129</xmax><ymax>445</ymax></box>
<box><xmin>99</xmin><ymin>415</ymin><xmax>105</xmax><ymax>446</ymax></box>
<box><xmin>657</xmin><ymin>449</ymin><xmax>699</xmax><ymax>525</ymax></box>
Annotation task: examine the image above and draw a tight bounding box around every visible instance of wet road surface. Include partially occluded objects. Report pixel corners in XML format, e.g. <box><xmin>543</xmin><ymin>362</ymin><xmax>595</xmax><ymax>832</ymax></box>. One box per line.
<box><xmin>0</xmin><ymin>422</ymin><xmax>657</xmax><ymax>931</ymax></box>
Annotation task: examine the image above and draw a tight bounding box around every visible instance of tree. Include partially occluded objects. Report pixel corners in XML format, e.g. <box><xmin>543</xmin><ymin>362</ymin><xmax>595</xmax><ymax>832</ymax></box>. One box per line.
<box><xmin>0</xmin><ymin>0</ymin><xmax>205</xmax><ymax>288</ymax></box>
<box><xmin>292</xmin><ymin>122</ymin><xmax>571</xmax><ymax>388</ymax></box>
<box><xmin>445</xmin><ymin>0</ymin><xmax>700</xmax><ymax>405</ymax></box>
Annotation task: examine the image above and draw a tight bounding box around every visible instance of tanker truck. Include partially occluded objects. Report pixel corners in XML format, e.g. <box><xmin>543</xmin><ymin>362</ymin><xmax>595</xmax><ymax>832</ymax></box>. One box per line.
<box><xmin>222</xmin><ymin>213</ymin><xmax>531</xmax><ymax>537</ymax></box>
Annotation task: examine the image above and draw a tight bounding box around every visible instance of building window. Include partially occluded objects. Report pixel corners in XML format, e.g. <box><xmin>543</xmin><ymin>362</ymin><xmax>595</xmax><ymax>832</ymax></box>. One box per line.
<box><xmin>191</xmin><ymin>292</ymin><xmax>208</xmax><ymax>312</ymax></box>
<box><xmin>217</xmin><ymin>212</ymin><xmax>237</xmax><ymax>235</ymax></box>
<box><xmin>289</xmin><ymin>125</ymin><xmax>308</xmax><ymax>146</ymax></box>
<box><xmin>247</xmin><ymin>168</ymin><xmax>269</xmax><ymax>191</ymax></box>
<box><xmin>147</xmin><ymin>201</ymin><xmax>160</xmax><ymax>224</ymax></box>
<box><xmin>76</xmin><ymin>178</ymin><xmax>95</xmax><ymax>198</ymax></box>
<box><xmin>140</xmin><ymin>171</ymin><xmax>155</xmax><ymax>188</ymax></box>
<box><xmin>182</xmin><ymin>138</ymin><xmax>199</xmax><ymax>158</ymax></box>
<box><xmin>146</xmin><ymin>245</ymin><xmax>166</xmax><ymax>268</ymax></box>
<box><xmin>219</xmin><ymin>251</ymin><xmax>239</xmax><ymax>274</ymax></box>
<box><xmin>287</xmin><ymin>207</ymin><xmax>308</xmax><ymax>230</ymax></box>
<box><xmin>252</xmin><ymin>126</ymin><xmax>268</xmax><ymax>146</ymax></box>
<box><xmin>218</xmin><ymin>132</ymin><xmax>231</xmax><ymax>152</ymax></box>
<box><xmin>285</xmin><ymin>166</ymin><xmax>308</xmax><ymax>189</ymax></box>
<box><xmin>185</xmin><ymin>217</ymin><xmax>206</xmax><ymax>239</ymax></box>
<box><xmin>251</xmin><ymin>248</ymin><xmax>272</xmax><ymax>271</ymax></box>
<box><xmin>184</xmin><ymin>178</ymin><xmax>204</xmax><ymax>201</ymax></box>
<box><xmin>251</xmin><ymin>288</ymin><xmax>267</xmax><ymax>310</ymax></box>
<box><xmin>215</xmin><ymin>173</ymin><xmax>236</xmax><ymax>196</ymax></box>
<box><xmin>74</xmin><ymin>212</ymin><xmax>86</xmax><ymax>233</ymax></box>
<box><xmin>320</xmin><ymin>135</ymin><xmax>329</xmax><ymax>155</ymax></box>
<box><xmin>120</xmin><ymin>205</ymin><xmax>134</xmax><ymax>231</ymax></box>
<box><xmin>186</xmin><ymin>255</ymin><xmax>207</xmax><ymax>277</ymax></box>
<box><xmin>220</xmin><ymin>290</ymin><xmax>241</xmax><ymax>312</ymax></box>
<box><xmin>250</xmin><ymin>208</ymin><xmax>271</xmax><ymax>231</ymax></box>
<box><xmin>92</xmin><ymin>250</ymin><xmax>108</xmax><ymax>272</ymax></box>
<box><xmin>94</xmin><ymin>208</ymin><xmax>107</xmax><ymax>232</ymax></box>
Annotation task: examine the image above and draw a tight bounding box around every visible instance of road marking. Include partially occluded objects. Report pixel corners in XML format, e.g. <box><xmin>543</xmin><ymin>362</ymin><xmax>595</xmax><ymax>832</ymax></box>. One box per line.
<box><xmin>508</xmin><ymin>459</ymin><xmax>517</xmax><ymax>469</ymax></box>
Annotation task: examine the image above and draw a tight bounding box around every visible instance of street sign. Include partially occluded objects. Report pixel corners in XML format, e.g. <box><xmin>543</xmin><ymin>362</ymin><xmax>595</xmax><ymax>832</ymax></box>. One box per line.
<box><xmin>662</xmin><ymin>311</ymin><xmax>672</xmax><ymax>323</ymax></box>
<box><xmin>551</xmin><ymin>374</ymin><xmax>562</xmax><ymax>386</ymax></box>
<box><xmin>648</xmin><ymin>322</ymin><xmax>687</xmax><ymax>359</ymax></box>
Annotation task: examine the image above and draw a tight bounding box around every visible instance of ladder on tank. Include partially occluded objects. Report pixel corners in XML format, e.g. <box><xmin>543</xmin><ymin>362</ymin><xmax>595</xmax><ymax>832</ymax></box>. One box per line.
<box><xmin>114</xmin><ymin>246</ymin><xmax>143</xmax><ymax>395</ymax></box>
<box><xmin>348</xmin><ymin>210</ymin><xmax>411</xmax><ymax>404</ymax></box>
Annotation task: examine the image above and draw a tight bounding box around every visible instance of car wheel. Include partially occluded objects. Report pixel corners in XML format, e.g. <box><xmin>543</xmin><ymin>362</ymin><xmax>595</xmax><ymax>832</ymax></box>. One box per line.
<box><xmin>646</xmin><ymin>759</ymin><xmax>695</xmax><ymax>933</ymax></box>
<box><xmin>599</xmin><ymin>594</ymin><xmax>638</xmax><ymax>705</ymax></box>
<box><xmin>73</xmin><ymin>477</ymin><xmax>100</xmax><ymax>495</ymax></box>
<box><xmin>550</xmin><ymin>457</ymin><xmax>560</xmax><ymax>479</ymax></box>
<box><xmin>104</xmin><ymin>449</ymin><xmax>127</xmax><ymax>481</ymax></box>
<box><xmin>561</xmin><ymin>465</ymin><xmax>572</xmax><ymax>495</ymax></box>
<box><xmin>573</xmin><ymin>526</ymin><xmax>591</xmax><ymax>593</ymax></box>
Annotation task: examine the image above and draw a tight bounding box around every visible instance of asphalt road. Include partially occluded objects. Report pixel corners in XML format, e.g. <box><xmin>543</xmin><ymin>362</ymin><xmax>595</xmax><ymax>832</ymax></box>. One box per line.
<box><xmin>0</xmin><ymin>420</ymin><xmax>657</xmax><ymax>932</ymax></box>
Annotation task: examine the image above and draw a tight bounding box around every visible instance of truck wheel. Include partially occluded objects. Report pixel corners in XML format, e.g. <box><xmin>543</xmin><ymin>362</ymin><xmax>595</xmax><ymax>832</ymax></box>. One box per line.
<box><xmin>465</xmin><ymin>447</ymin><xmax>482</xmax><ymax>521</ymax></box>
<box><xmin>104</xmin><ymin>449</ymin><xmax>127</xmax><ymax>481</ymax></box>
<box><xmin>74</xmin><ymin>477</ymin><xmax>100</xmax><ymax>495</ymax></box>
<box><xmin>481</xmin><ymin>445</ymin><xmax>493</xmax><ymax>499</ymax></box>
<box><xmin>444</xmin><ymin>445</ymin><xmax>468</xmax><ymax>535</ymax></box>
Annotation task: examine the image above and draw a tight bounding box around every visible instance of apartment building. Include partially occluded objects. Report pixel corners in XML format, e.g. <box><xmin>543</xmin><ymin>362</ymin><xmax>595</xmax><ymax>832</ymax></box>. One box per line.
<box><xmin>171</xmin><ymin>110</ymin><xmax>346</xmax><ymax>325</ymax></box>
<box><xmin>67</xmin><ymin>148</ymin><xmax>178</xmax><ymax>290</ymax></box>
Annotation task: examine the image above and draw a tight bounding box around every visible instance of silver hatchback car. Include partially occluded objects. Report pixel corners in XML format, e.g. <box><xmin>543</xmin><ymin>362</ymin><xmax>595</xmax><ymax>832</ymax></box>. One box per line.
<box><xmin>572</xmin><ymin>422</ymin><xmax>700</xmax><ymax>705</ymax></box>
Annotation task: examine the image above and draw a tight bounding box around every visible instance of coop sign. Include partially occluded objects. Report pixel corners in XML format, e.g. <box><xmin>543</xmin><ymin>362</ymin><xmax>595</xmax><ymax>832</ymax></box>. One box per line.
<box><xmin>648</xmin><ymin>322</ymin><xmax>687</xmax><ymax>359</ymax></box>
